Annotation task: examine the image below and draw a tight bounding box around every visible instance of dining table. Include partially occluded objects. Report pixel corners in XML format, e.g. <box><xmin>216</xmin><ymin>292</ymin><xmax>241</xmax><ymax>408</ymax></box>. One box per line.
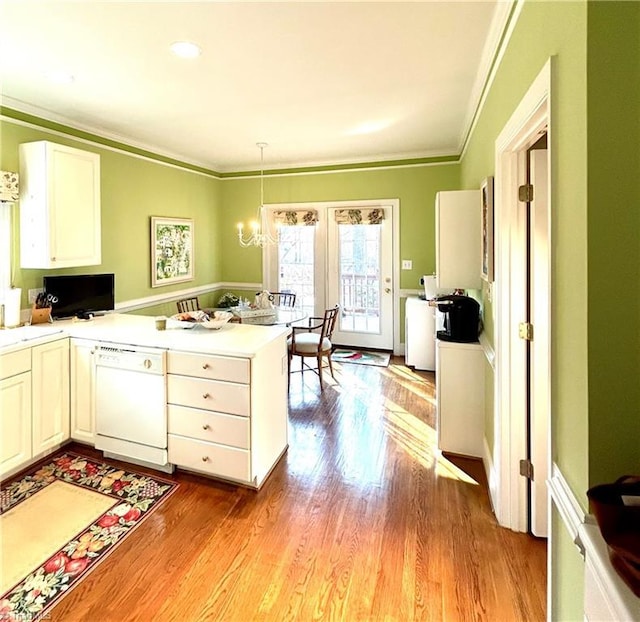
<box><xmin>207</xmin><ymin>306</ymin><xmax>308</xmax><ymax>327</ymax></box>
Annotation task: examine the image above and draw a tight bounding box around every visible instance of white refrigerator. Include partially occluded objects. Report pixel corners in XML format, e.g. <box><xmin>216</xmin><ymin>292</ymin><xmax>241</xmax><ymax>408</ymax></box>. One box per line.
<box><xmin>405</xmin><ymin>276</ymin><xmax>446</xmax><ymax>371</ymax></box>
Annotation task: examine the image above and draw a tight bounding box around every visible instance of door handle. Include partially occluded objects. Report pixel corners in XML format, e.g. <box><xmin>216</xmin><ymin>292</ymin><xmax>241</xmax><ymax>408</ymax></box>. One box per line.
<box><xmin>385</xmin><ymin>288</ymin><xmax>391</xmax><ymax>294</ymax></box>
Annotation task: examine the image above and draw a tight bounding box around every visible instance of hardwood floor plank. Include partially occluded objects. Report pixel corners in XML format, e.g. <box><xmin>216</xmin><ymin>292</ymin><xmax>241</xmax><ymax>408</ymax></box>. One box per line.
<box><xmin>46</xmin><ymin>358</ymin><xmax>545</xmax><ymax>621</ymax></box>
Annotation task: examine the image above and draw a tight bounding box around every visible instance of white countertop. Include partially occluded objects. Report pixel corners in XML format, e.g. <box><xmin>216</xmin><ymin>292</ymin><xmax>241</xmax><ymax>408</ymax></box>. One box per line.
<box><xmin>1</xmin><ymin>313</ymin><xmax>289</xmax><ymax>358</ymax></box>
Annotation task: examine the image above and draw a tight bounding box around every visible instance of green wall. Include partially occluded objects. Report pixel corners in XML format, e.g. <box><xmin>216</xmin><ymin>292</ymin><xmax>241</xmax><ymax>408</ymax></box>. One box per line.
<box><xmin>586</xmin><ymin>1</ymin><xmax>640</xmax><ymax>487</ymax></box>
<box><xmin>221</xmin><ymin>164</ymin><xmax>461</xmax><ymax>288</ymax></box>
<box><xmin>461</xmin><ymin>1</ymin><xmax>640</xmax><ymax>617</ymax></box>
<box><xmin>551</xmin><ymin>506</ymin><xmax>585</xmax><ymax>621</ymax></box>
<box><xmin>462</xmin><ymin>2</ymin><xmax>590</xmax><ymax>511</ymax></box>
<box><xmin>0</xmin><ymin>119</ymin><xmax>222</xmax><ymax>309</ymax></box>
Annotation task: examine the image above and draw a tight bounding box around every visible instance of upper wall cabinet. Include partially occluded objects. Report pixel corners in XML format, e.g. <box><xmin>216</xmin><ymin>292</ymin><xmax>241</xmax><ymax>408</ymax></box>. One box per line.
<box><xmin>20</xmin><ymin>141</ymin><xmax>101</xmax><ymax>269</ymax></box>
<box><xmin>436</xmin><ymin>190</ymin><xmax>481</xmax><ymax>290</ymax></box>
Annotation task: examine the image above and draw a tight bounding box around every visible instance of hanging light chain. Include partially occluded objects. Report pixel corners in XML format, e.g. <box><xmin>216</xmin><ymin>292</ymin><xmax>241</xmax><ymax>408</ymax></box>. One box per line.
<box><xmin>237</xmin><ymin>142</ymin><xmax>280</xmax><ymax>247</ymax></box>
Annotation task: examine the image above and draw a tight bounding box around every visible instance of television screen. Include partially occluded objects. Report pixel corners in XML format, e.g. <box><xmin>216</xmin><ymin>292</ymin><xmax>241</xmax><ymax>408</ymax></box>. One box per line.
<box><xmin>43</xmin><ymin>274</ymin><xmax>115</xmax><ymax>319</ymax></box>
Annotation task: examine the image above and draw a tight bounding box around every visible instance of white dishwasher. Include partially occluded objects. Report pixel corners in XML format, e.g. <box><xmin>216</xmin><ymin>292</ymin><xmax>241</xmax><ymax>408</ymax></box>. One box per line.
<box><xmin>94</xmin><ymin>343</ymin><xmax>172</xmax><ymax>472</ymax></box>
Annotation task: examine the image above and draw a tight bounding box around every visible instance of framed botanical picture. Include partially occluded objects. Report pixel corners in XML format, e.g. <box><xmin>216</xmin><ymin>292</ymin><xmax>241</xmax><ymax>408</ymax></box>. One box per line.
<box><xmin>481</xmin><ymin>176</ymin><xmax>494</xmax><ymax>282</ymax></box>
<box><xmin>151</xmin><ymin>217</ymin><xmax>194</xmax><ymax>287</ymax></box>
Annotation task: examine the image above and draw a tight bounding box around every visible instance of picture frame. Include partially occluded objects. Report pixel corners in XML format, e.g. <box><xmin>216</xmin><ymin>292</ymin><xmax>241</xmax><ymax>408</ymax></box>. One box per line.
<box><xmin>481</xmin><ymin>176</ymin><xmax>494</xmax><ymax>282</ymax></box>
<box><xmin>151</xmin><ymin>217</ymin><xmax>194</xmax><ymax>287</ymax></box>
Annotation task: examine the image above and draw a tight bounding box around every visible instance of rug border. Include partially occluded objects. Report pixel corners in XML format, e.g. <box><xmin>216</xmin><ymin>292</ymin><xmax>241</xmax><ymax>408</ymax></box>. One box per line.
<box><xmin>0</xmin><ymin>451</ymin><xmax>179</xmax><ymax>620</ymax></box>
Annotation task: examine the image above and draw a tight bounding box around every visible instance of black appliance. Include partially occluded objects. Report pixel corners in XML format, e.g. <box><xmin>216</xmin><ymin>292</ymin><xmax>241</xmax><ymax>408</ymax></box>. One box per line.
<box><xmin>436</xmin><ymin>294</ymin><xmax>480</xmax><ymax>343</ymax></box>
<box><xmin>44</xmin><ymin>273</ymin><xmax>115</xmax><ymax>319</ymax></box>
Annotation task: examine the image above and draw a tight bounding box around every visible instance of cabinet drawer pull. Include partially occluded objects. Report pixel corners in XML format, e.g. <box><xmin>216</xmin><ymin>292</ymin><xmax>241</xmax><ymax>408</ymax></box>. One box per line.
<box><xmin>202</xmin><ymin>393</ymin><xmax>211</xmax><ymax>399</ymax></box>
<box><xmin>202</xmin><ymin>363</ymin><xmax>210</xmax><ymax>370</ymax></box>
<box><xmin>202</xmin><ymin>424</ymin><xmax>210</xmax><ymax>430</ymax></box>
<box><xmin>202</xmin><ymin>456</ymin><xmax>210</xmax><ymax>462</ymax></box>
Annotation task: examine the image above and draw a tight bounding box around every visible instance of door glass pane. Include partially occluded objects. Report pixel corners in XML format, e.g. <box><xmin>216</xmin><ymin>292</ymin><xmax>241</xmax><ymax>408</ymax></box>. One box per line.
<box><xmin>278</xmin><ymin>226</ymin><xmax>315</xmax><ymax>316</ymax></box>
<box><xmin>338</xmin><ymin>224</ymin><xmax>381</xmax><ymax>334</ymax></box>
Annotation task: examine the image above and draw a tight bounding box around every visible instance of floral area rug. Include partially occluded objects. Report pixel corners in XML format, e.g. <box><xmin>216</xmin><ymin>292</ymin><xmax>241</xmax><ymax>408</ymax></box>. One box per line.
<box><xmin>332</xmin><ymin>349</ymin><xmax>391</xmax><ymax>367</ymax></box>
<box><xmin>0</xmin><ymin>452</ymin><xmax>178</xmax><ymax>621</ymax></box>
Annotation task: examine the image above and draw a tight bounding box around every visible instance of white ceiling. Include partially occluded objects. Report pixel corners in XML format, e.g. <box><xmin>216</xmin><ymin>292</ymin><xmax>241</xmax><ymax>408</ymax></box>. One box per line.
<box><xmin>0</xmin><ymin>1</ymin><xmax>510</xmax><ymax>173</ymax></box>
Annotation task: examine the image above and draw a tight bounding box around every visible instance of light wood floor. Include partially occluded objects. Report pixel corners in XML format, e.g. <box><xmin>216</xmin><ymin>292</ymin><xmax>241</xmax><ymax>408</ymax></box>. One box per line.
<box><xmin>52</xmin><ymin>357</ymin><xmax>546</xmax><ymax>621</ymax></box>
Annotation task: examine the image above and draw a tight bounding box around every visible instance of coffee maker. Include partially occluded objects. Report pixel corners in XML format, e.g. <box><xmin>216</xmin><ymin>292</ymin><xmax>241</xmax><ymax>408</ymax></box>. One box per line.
<box><xmin>435</xmin><ymin>295</ymin><xmax>480</xmax><ymax>343</ymax></box>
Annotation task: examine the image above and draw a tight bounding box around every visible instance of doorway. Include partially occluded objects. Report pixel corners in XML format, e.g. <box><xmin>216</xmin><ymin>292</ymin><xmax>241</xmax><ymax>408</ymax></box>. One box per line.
<box><xmin>264</xmin><ymin>200</ymin><xmax>398</xmax><ymax>351</ymax></box>
<box><xmin>494</xmin><ymin>59</ymin><xmax>552</xmax><ymax>540</ymax></box>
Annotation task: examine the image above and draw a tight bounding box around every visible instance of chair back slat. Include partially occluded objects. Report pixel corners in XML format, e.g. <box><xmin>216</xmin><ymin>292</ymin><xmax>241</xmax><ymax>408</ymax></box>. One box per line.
<box><xmin>321</xmin><ymin>305</ymin><xmax>339</xmax><ymax>341</ymax></box>
<box><xmin>177</xmin><ymin>297</ymin><xmax>200</xmax><ymax>313</ymax></box>
<box><xmin>269</xmin><ymin>292</ymin><xmax>297</xmax><ymax>308</ymax></box>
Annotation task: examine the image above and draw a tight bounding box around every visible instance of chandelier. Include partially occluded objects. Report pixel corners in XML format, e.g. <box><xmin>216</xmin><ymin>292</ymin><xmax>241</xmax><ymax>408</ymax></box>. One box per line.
<box><xmin>237</xmin><ymin>142</ymin><xmax>280</xmax><ymax>248</ymax></box>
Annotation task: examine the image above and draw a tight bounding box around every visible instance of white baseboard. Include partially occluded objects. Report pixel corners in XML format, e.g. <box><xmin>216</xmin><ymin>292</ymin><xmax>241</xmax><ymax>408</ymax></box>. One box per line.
<box><xmin>483</xmin><ymin>436</ymin><xmax>499</xmax><ymax>516</ymax></box>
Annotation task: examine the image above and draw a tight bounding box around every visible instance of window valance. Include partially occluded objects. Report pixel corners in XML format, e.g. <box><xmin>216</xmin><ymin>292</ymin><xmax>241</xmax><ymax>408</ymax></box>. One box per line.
<box><xmin>334</xmin><ymin>208</ymin><xmax>385</xmax><ymax>225</ymax></box>
<box><xmin>273</xmin><ymin>209</ymin><xmax>319</xmax><ymax>226</ymax></box>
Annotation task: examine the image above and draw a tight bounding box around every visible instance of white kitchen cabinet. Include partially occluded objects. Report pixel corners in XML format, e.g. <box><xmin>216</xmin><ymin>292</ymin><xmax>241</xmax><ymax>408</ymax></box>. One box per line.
<box><xmin>32</xmin><ymin>338</ymin><xmax>70</xmax><ymax>455</ymax></box>
<box><xmin>436</xmin><ymin>339</ymin><xmax>484</xmax><ymax>457</ymax></box>
<box><xmin>0</xmin><ymin>349</ymin><xmax>32</xmax><ymax>478</ymax></box>
<box><xmin>167</xmin><ymin>336</ymin><xmax>288</xmax><ymax>488</ymax></box>
<box><xmin>70</xmin><ymin>338</ymin><xmax>97</xmax><ymax>444</ymax></box>
<box><xmin>19</xmin><ymin>140</ymin><xmax>101</xmax><ymax>268</ymax></box>
<box><xmin>436</xmin><ymin>190</ymin><xmax>481</xmax><ymax>290</ymax></box>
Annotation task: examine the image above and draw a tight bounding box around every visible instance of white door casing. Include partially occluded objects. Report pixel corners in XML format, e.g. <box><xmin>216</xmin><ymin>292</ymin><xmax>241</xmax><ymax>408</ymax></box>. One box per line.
<box><xmin>494</xmin><ymin>58</ymin><xmax>552</xmax><ymax>535</ymax></box>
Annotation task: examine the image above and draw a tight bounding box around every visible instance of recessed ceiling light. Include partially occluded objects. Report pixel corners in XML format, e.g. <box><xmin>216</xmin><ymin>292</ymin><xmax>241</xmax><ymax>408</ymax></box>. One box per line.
<box><xmin>45</xmin><ymin>70</ymin><xmax>75</xmax><ymax>85</ymax></box>
<box><xmin>170</xmin><ymin>41</ymin><xmax>202</xmax><ymax>59</ymax></box>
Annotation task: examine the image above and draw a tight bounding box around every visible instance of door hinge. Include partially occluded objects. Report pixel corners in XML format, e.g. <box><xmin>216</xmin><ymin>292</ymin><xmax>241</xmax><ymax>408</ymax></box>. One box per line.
<box><xmin>518</xmin><ymin>322</ymin><xmax>534</xmax><ymax>341</ymax></box>
<box><xmin>518</xmin><ymin>184</ymin><xmax>534</xmax><ymax>202</ymax></box>
<box><xmin>520</xmin><ymin>459</ymin><xmax>534</xmax><ymax>480</ymax></box>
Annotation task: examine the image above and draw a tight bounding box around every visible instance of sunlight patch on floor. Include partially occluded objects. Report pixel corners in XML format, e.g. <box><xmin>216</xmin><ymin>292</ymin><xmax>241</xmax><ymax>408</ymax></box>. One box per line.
<box><xmin>382</xmin><ymin>401</ymin><xmax>436</xmax><ymax>470</ymax></box>
<box><xmin>382</xmin><ymin>365</ymin><xmax>436</xmax><ymax>405</ymax></box>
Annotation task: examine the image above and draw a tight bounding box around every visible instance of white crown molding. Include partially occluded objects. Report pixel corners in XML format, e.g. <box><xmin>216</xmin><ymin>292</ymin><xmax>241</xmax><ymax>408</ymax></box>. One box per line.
<box><xmin>2</xmin><ymin>104</ymin><xmax>460</xmax><ymax>178</ymax></box>
<box><xmin>1</xmin><ymin>113</ymin><xmax>221</xmax><ymax>180</ymax></box>
<box><xmin>2</xmin><ymin>97</ymin><xmax>221</xmax><ymax>175</ymax></box>
<box><xmin>459</xmin><ymin>0</ymin><xmax>525</xmax><ymax>160</ymax></box>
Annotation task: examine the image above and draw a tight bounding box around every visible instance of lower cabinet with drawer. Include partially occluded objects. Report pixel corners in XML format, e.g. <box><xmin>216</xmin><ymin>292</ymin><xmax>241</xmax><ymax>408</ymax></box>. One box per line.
<box><xmin>0</xmin><ymin>338</ymin><xmax>70</xmax><ymax>479</ymax></box>
<box><xmin>0</xmin><ymin>349</ymin><xmax>32</xmax><ymax>477</ymax></box>
<box><xmin>166</xmin><ymin>336</ymin><xmax>288</xmax><ymax>488</ymax></box>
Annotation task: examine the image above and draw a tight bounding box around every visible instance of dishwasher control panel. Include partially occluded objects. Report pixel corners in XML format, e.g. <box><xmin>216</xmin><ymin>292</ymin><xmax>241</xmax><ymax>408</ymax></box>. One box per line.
<box><xmin>95</xmin><ymin>344</ymin><xmax>166</xmax><ymax>374</ymax></box>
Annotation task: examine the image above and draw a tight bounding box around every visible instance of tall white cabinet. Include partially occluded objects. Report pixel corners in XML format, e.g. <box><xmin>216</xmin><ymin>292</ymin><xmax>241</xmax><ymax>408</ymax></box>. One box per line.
<box><xmin>436</xmin><ymin>190</ymin><xmax>481</xmax><ymax>290</ymax></box>
<box><xmin>19</xmin><ymin>141</ymin><xmax>101</xmax><ymax>268</ymax></box>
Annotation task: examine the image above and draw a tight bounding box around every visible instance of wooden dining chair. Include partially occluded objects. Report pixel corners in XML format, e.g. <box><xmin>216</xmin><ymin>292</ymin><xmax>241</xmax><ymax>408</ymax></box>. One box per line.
<box><xmin>269</xmin><ymin>292</ymin><xmax>297</xmax><ymax>308</ymax></box>
<box><xmin>288</xmin><ymin>304</ymin><xmax>339</xmax><ymax>391</ymax></box>
<box><xmin>176</xmin><ymin>297</ymin><xmax>200</xmax><ymax>313</ymax></box>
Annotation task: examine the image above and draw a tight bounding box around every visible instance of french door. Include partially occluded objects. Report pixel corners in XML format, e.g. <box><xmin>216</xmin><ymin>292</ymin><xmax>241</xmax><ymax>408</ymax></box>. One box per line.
<box><xmin>264</xmin><ymin>201</ymin><xmax>394</xmax><ymax>350</ymax></box>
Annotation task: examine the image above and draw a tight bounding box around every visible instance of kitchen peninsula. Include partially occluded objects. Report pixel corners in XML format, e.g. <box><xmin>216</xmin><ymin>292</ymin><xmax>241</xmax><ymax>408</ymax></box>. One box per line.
<box><xmin>0</xmin><ymin>314</ymin><xmax>290</xmax><ymax>489</ymax></box>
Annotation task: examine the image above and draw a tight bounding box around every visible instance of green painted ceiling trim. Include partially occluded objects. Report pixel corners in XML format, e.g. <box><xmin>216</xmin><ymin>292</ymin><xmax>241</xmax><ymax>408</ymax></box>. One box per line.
<box><xmin>1</xmin><ymin>106</ymin><xmax>221</xmax><ymax>177</ymax></box>
<box><xmin>2</xmin><ymin>105</ymin><xmax>459</xmax><ymax>178</ymax></box>
<box><xmin>220</xmin><ymin>154</ymin><xmax>460</xmax><ymax>178</ymax></box>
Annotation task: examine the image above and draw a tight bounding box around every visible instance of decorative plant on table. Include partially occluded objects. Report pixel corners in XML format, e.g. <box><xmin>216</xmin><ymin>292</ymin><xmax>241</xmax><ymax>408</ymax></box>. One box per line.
<box><xmin>217</xmin><ymin>292</ymin><xmax>240</xmax><ymax>308</ymax></box>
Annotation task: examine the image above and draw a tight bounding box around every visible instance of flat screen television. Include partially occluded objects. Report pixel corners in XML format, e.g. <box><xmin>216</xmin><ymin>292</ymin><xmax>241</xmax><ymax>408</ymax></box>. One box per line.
<box><xmin>43</xmin><ymin>273</ymin><xmax>115</xmax><ymax>319</ymax></box>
